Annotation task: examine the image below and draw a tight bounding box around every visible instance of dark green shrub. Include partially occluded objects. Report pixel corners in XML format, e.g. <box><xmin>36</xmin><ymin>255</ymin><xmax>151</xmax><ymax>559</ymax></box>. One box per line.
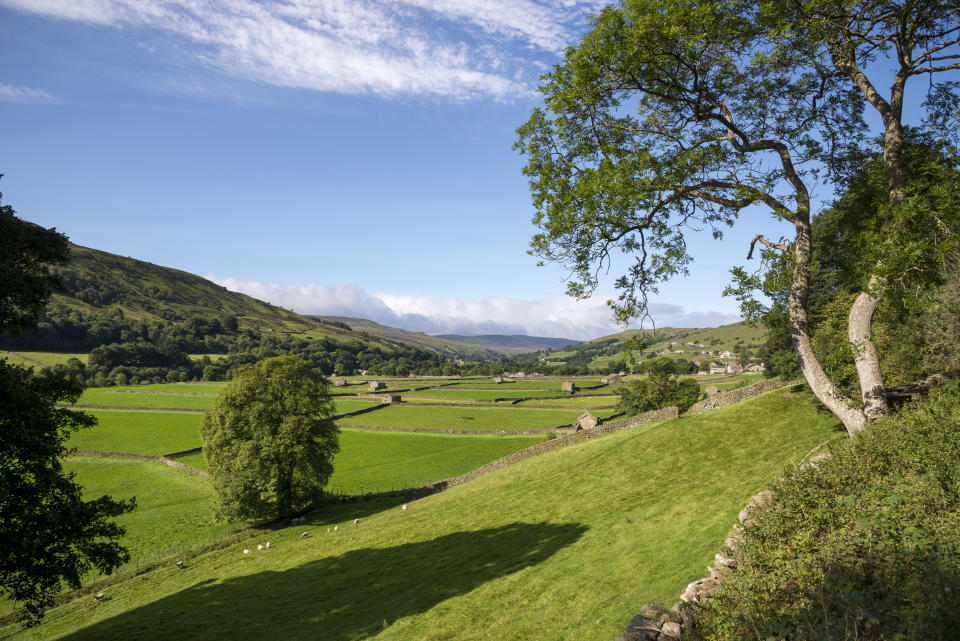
<box><xmin>695</xmin><ymin>380</ymin><xmax>960</xmax><ymax>641</ymax></box>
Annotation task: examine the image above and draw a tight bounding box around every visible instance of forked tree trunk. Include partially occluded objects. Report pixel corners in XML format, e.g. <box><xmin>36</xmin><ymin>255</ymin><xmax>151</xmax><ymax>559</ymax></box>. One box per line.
<box><xmin>792</xmin><ymin>217</ymin><xmax>867</xmax><ymax>435</ymax></box>
<box><xmin>849</xmin><ymin>285</ymin><xmax>888</xmax><ymax>420</ymax></box>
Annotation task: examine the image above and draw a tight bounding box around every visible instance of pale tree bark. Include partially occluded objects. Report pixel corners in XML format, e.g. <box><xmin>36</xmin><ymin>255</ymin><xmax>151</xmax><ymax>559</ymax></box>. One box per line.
<box><xmin>848</xmin><ymin>283</ymin><xmax>887</xmax><ymax>420</ymax></box>
<box><xmin>791</xmin><ymin>215</ymin><xmax>867</xmax><ymax>435</ymax></box>
<box><xmin>823</xmin><ymin>0</ymin><xmax>960</xmax><ymax>421</ymax></box>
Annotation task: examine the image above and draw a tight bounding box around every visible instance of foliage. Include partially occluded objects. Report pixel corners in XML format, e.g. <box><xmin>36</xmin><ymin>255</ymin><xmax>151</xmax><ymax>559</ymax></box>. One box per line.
<box><xmin>0</xmin><ymin>203</ymin><xmax>134</xmax><ymax>626</ymax></box>
<box><xmin>0</xmin><ymin>364</ymin><xmax>135</xmax><ymax>625</ymax></box>
<box><xmin>0</xmin><ymin>184</ymin><xmax>71</xmax><ymax>333</ymax></box>
<box><xmin>615</xmin><ymin>358</ymin><xmax>701</xmax><ymax>413</ymax></box>
<box><xmin>695</xmin><ymin>380</ymin><xmax>960</xmax><ymax>641</ymax></box>
<box><xmin>755</xmin><ymin>140</ymin><xmax>960</xmax><ymax>385</ymax></box>
<box><xmin>515</xmin><ymin>0</ymin><xmax>859</xmax><ymax>325</ymax></box>
<box><xmin>201</xmin><ymin>356</ymin><xmax>339</xmax><ymax>521</ymax></box>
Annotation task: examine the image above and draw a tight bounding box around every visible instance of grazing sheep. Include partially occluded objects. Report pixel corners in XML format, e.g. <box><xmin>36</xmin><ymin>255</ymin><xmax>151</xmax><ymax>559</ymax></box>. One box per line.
<box><xmin>175</xmin><ymin>560</ymin><xmax>184</xmax><ymax>569</ymax></box>
<box><xmin>92</xmin><ymin>593</ymin><xmax>105</xmax><ymax>601</ymax></box>
<box><xmin>243</xmin><ymin>549</ymin><xmax>251</xmax><ymax>555</ymax></box>
<box><xmin>334</xmin><ymin>526</ymin><xmax>338</xmax><ymax>531</ymax></box>
<box><xmin>300</xmin><ymin>531</ymin><xmax>309</xmax><ymax>538</ymax></box>
<box><xmin>257</xmin><ymin>544</ymin><xmax>264</xmax><ymax>551</ymax></box>
<box><xmin>265</xmin><ymin>542</ymin><xmax>271</xmax><ymax>549</ymax></box>
<box><xmin>326</xmin><ymin>528</ymin><xmax>331</xmax><ymax>533</ymax></box>
<box><xmin>402</xmin><ymin>504</ymin><xmax>408</xmax><ymax>511</ymax></box>
<box><xmin>353</xmin><ymin>518</ymin><xmax>359</xmax><ymax>525</ymax></box>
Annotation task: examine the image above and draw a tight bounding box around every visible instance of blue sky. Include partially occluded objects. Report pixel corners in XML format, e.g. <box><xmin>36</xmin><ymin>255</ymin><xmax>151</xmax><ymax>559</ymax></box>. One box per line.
<box><xmin>1</xmin><ymin>0</ymin><xmax>832</xmax><ymax>339</ymax></box>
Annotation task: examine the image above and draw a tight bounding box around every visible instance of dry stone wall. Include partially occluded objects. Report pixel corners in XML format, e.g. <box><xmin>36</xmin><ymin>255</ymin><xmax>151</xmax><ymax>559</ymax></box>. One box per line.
<box><xmin>333</xmin><ymin>406</ymin><xmax>678</xmax><ymax>503</ymax></box>
<box><xmin>686</xmin><ymin>377</ymin><xmax>791</xmax><ymax>415</ymax></box>
<box><xmin>72</xmin><ymin>449</ymin><xmax>209</xmax><ymax>477</ymax></box>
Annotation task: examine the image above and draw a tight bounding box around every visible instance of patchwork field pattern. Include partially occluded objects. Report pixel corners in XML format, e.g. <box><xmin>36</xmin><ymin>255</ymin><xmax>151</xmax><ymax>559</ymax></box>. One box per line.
<box><xmin>8</xmin><ymin>387</ymin><xmax>843</xmax><ymax>641</ymax></box>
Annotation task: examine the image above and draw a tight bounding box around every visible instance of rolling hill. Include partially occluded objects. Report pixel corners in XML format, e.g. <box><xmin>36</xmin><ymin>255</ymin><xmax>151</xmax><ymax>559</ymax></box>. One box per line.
<box><xmin>433</xmin><ymin>334</ymin><xmax>579</xmax><ymax>354</ymax></box>
<box><xmin>50</xmin><ymin>245</ymin><xmax>325</xmax><ymax>334</ymax></box>
<box><xmin>311</xmin><ymin>316</ymin><xmax>503</xmax><ymax>359</ymax></box>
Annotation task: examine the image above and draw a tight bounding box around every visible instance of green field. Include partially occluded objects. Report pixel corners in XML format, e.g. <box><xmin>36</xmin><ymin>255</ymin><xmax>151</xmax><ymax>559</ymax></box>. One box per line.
<box><xmin>0</xmin><ymin>351</ymin><xmax>87</xmax><ymax>368</ymax></box>
<box><xmin>111</xmin><ymin>383</ymin><xmax>227</xmax><ymax>393</ymax></box>
<box><xmin>62</xmin><ymin>456</ymin><xmax>234</xmax><ymax>573</ymax></box>
<box><xmin>402</xmin><ymin>388</ymin><xmax>577</xmax><ymax>400</ymax></box>
<box><xmin>340</xmin><ymin>404</ymin><xmax>617</xmax><ymax>431</ymax></box>
<box><xmin>327</xmin><ymin>430</ymin><xmax>546</xmax><ymax>494</ymax></box>
<box><xmin>67</xmin><ymin>411</ymin><xmax>203</xmax><ymax>455</ymax></box>
<box><xmin>516</xmin><ymin>395</ymin><xmax>619</xmax><ymax>408</ymax></box>
<box><xmin>5</xmin><ymin>387</ymin><xmax>842</xmax><ymax>641</ymax></box>
<box><xmin>446</xmin><ymin>379</ymin><xmax>608</xmax><ymax>390</ymax></box>
<box><xmin>332</xmin><ymin>398</ymin><xmax>384</xmax><ymax>414</ymax></box>
<box><xmin>169</xmin><ymin>430</ymin><xmax>544</xmax><ymax>496</ymax></box>
<box><xmin>74</xmin><ymin>390</ymin><xmax>216</xmax><ymax>410</ymax></box>
<box><xmin>0</xmin><ymin>352</ymin><xmax>39</xmax><ymax>369</ymax></box>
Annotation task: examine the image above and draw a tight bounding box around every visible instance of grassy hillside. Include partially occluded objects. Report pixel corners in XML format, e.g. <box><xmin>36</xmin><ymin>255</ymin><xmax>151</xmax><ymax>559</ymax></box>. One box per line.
<box><xmin>50</xmin><ymin>245</ymin><xmax>327</xmax><ymax>334</ymax></box>
<box><xmin>545</xmin><ymin>321</ymin><xmax>768</xmax><ymax>369</ymax></box>
<box><xmin>3</xmin><ymin>386</ymin><xmax>843</xmax><ymax>640</ymax></box>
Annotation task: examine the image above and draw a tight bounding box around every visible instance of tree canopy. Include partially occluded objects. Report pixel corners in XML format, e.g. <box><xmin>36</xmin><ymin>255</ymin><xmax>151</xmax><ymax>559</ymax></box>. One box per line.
<box><xmin>201</xmin><ymin>355</ymin><xmax>339</xmax><ymax>521</ymax></box>
<box><xmin>516</xmin><ymin>0</ymin><xmax>959</xmax><ymax>434</ymax></box>
<box><xmin>0</xmin><ymin>182</ymin><xmax>70</xmax><ymax>333</ymax></box>
<box><xmin>615</xmin><ymin>357</ymin><xmax>701</xmax><ymax>414</ymax></box>
<box><xmin>0</xmin><ymin>194</ymin><xmax>134</xmax><ymax>626</ymax></box>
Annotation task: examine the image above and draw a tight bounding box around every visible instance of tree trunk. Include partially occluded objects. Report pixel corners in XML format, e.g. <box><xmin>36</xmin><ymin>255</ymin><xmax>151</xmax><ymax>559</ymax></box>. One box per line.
<box><xmin>849</xmin><ymin>286</ymin><xmax>889</xmax><ymax>420</ymax></box>
<box><xmin>791</xmin><ymin>218</ymin><xmax>867</xmax><ymax>435</ymax></box>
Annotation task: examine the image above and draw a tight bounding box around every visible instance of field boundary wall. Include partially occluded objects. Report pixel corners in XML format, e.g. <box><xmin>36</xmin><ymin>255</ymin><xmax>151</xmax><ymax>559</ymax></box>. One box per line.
<box><xmin>334</xmin><ymin>405</ymin><xmax>678</xmax><ymax>502</ymax></box>
<box><xmin>686</xmin><ymin>377</ymin><xmax>792</xmax><ymax>415</ymax></box>
<box><xmin>71</xmin><ymin>449</ymin><xmax>210</xmax><ymax>477</ymax></box>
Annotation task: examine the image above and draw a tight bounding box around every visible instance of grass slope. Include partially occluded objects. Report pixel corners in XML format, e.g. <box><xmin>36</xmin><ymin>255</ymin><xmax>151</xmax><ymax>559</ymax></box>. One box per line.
<box><xmin>67</xmin><ymin>411</ymin><xmax>203</xmax><ymax>455</ymax></box>
<box><xmin>342</xmin><ymin>404</ymin><xmax>617</xmax><ymax>431</ymax></box>
<box><xmin>62</xmin><ymin>457</ymin><xmax>234</xmax><ymax>572</ymax></box>
<box><xmin>5</xmin><ymin>387</ymin><xmax>842</xmax><ymax>641</ymax></box>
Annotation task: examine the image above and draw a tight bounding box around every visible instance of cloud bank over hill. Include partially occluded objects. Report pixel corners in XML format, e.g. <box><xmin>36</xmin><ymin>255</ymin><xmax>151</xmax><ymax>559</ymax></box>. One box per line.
<box><xmin>210</xmin><ymin>277</ymin><xmax>742</xmax><ymax>341</ymax></box>
<box><xmin>2</xmin><ymin>0</ymin><xmax>606</xmax><ymax>100</ymax></box>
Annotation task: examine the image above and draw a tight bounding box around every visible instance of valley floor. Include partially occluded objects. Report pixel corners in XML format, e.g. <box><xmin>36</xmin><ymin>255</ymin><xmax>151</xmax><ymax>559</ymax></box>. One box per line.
<box><xmin>2</xmin><ymin>385</ymin><xmax>843</xmax><ymax>641</ymax></box>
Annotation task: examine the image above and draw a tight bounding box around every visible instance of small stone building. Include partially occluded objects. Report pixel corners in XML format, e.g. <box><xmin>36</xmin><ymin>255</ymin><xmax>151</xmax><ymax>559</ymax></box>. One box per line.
<box><xmin>576</xmin><ymin>412</ymin><xmax>599</xmax><ymax>431</ymax></box>
<box><xmin>705</xmin><ymin>385</ymin><xmax>720</xmax><ymax>397</ymax></box>
<box><xmin>603</xmin><ymin>374</ymin><xmax>623</xmax><ymax>385</ymax></box>
<box><xmin>562</xmin><ymin>381</ymin><xmax>577</xmax><ymax>393</ymax></box>
<box><xmin>334</xmin><ymin>379</ymin><xmax>347</xmax><ymax>387</ymax></box>
<box><xmin>368</xmin><ymin>381</ymin><xmax>386</xmax><ymax>391</ymax></box>
<box><xmin>380</xmin><ymin>394</ymin><xmax>401</xmax><ymax>404</ymax></box>
<box><xmin>493</xmin><ymin>376</ymin><xmax>504</xmax><ymax>384</ymax></box>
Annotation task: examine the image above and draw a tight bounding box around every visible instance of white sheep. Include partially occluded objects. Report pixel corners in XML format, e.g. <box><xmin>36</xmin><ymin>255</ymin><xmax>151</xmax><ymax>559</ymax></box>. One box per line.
<box><xmin>402</xmin><ymin>504</ymin><xmax>408</xmax><ymax>511</ymax></box>
<box><xmin>257</xmin><ymin>544</ymin><xmax>264</xmax><ymax>551</ymax></box>
<box><xmin>300</xmin><ymin>531</ymin><xmax>309</xmax><ymax>538</ymax></box>
<box><xmin>265</xmin><ymin>542</ymin><xmax>271</xmax><ymax>549</ymax></box>
<box><xmin>92</xmin><ymin>592</ymin><xmax>105</xmax><ymax>601</ymax></box>
<box><xmin>353</xmin><ymin>518</ymin><xmax>359</xmax><ymax>525</ymax></box>
<box><xmin>243</xmin><ymin>549</ymin><xmax>251</xmax><ymax>555</ymax></box>
<box><xmin>326</xmin><ymin>528</ymin><xmax>331</xmax><ymax>533</ymax></box>
<box><xmin>334</xmin><ymin>525</ymin><xmax>338</xmax><ymax>531</ymax></box>
<box><xmin>175</xmin><ymin>560</ymin><xmax>184</xmax><ymax>569</ymax></box>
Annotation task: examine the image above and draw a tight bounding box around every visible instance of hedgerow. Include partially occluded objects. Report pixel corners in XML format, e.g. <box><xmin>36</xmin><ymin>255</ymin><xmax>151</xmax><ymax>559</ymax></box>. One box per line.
<box><xmin>694</xmin><ymin>380</ymin><xmax>960</xmax><ymax>641</ymax></box>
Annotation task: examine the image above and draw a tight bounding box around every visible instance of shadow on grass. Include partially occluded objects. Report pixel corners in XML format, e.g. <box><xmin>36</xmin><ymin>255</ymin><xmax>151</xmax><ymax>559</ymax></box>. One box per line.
<box><xmin>62</xmin><ymin>521</ymin><xmax>587</xmax><ymax>641</ymax></box>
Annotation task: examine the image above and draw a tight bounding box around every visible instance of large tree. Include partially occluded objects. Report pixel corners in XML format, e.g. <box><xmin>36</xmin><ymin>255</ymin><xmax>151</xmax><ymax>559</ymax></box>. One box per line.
<box><xmin>201</xmin><ymin>355</ymin><xmax>339</xmax><ymax>521</ymax></box>
<box><xmin>760</xmin><ymin>0</ymin><xmax>960</xmax><ymax>420</ymax></box>
<box><xmin>515</xmin><ymin>0</ymin><xmax>958</xmax><ymax>435</ymax></box>
<box><xmin>0</xmin><ymin>187</ymin><xmax>134</xmax><ymax>626</ymax></box>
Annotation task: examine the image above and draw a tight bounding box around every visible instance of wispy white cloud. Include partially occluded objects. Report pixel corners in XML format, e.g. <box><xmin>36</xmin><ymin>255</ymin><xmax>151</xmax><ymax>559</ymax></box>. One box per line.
<box><xmin>1</xmin><ymin>0</ymin><xmax>602</xmax><ymax>99</ymax></box>
<box><xmin>209</xmin><ymin>276</ymin><xmax>741</xmax><ymax>340</ymax></box>
<box><xmin>0</xmin><ymin>81</ymin><xmax>55</xmax><ymax>102</ymax></box>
